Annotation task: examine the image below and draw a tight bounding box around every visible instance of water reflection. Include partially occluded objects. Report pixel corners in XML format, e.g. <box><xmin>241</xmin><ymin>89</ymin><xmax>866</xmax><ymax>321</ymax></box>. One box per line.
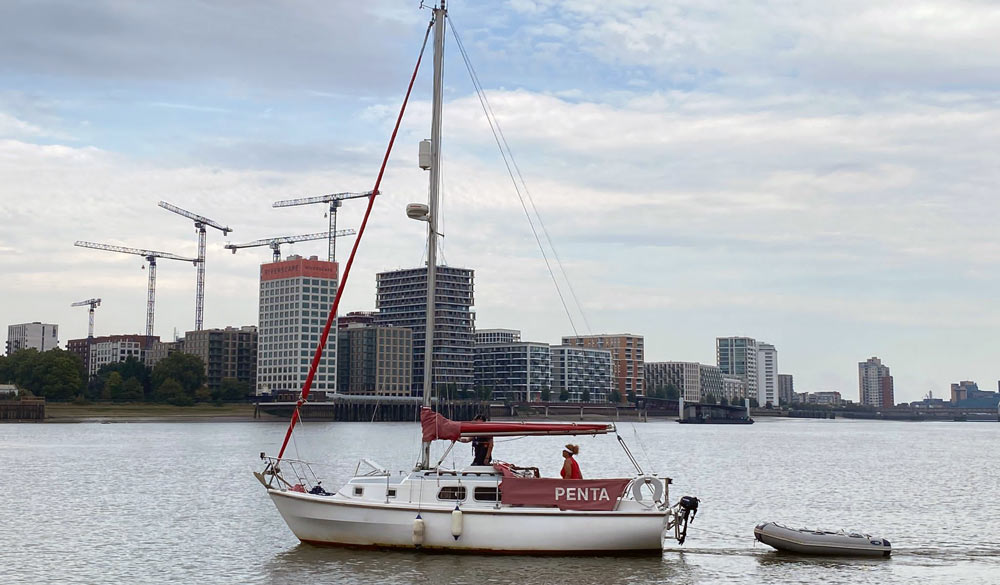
<box><xmin>266</xmin><ymin>544</ymin><xmax>697</xmax><ymax>585</ymax></box>
<box><xmin>754</xmin><ymin>550</ymin><xmax>890</xmax><ymax>569</ymax></box>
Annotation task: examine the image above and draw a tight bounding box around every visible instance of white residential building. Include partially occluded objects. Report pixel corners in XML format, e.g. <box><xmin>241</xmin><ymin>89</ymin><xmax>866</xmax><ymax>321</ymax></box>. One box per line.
<box><xmin>474</xmin><ymin>341</ymin><xmax>551</xmax><ymax>402</ymax></box>
<box><xmin>6</xmin><ymin>322</ymin><xmax>59</xmax><ymax>355</ymax></box>
<box><xmin>551</xmin><ymin>345</ymin><xmax>613</xmax><ymax>402</ymax></box>
<box><xmin>89</xmin><ymin>338</ymin><xmax>143</xmax><ymax>376</ymax></box>
<box><xmin>757</xmin><ymin>342</ymin><xmax>779</xmax><ymax>407</ymax></box>
<box><xmin>561</xmin><ymin>334</ymin><xmax>644</xmax><ymax>397</ymax></box>
<box><xmin>256</xmin><ymin>255</ymin><xmax>338</xmax><ymax>395</ymax></box>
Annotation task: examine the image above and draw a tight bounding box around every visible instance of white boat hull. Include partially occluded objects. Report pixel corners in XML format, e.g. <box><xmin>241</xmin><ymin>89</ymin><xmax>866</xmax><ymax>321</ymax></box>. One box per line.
<box><xmin>754</xmin><ymin>522</ymin><xmax>891</xmax><ymax>557</ymax></box>
<box><xmin>269</xmin><ymin>489</ymin><xmax>668</xmax><ymax>553</ymax></box>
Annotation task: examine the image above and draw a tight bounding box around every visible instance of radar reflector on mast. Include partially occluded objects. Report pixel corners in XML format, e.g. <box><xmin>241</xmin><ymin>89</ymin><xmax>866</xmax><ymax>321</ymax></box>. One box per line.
<box><xmin>419</xmin><ymin>139</ymin><xmax>433</xmax><ymax>170</ymax></box>
<box><xmin>407</xmin><ymin>203</ymin><xmax>430</xmax><ymax>221</ymax></box>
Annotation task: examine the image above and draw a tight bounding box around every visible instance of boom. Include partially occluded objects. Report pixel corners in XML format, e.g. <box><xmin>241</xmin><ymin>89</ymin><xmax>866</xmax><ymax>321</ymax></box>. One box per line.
<box><xmin>225</xmin><ymin>230</ymin><xmax>357</xmax><ymax>262</ymax></box>
<box><xmin>75</xmin><ymin>240</ymin><xmax>198</xmax><ymax>339</ymax></box>
<box><xmin>157</xmin><ymin>201</ymin><xmax>232</xmax><ymax>235</ymax></box>
<box><xmin>273</xmin><ymin>190</ymin><xmax>376</xmax><ymax>263</ymax></box>
<box><xmin>158</xmin><ymin>201</ymin><xmax>232</xmax><ymax>330</ymax></box>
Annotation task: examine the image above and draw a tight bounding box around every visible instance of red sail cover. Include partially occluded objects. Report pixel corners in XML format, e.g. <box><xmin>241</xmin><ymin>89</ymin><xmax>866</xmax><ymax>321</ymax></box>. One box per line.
<box><xmin>420</xmin><ymin>408</ymin><xmax>464</xmax><ymax>442</ymax></box>
<box><xmin>500</xmin><ymin>477</ymin><xmax>631</xmax><ymax>511</ymax></box>
<box><xmin>420</xmin><ymin>407</ymin><xmax>613</xmax><ymax>441</ymax></box>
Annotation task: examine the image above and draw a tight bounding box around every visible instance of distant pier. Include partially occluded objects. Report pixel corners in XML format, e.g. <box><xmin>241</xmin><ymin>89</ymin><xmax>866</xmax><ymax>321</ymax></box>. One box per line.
<box><xmin>0</xmin><ymin>398</ymin><xmax>45</xmax><ymax>422</ymax></box>
<box><xmin>255</xmin><ymin>396</ymin><xmax>486</xmax><ymax>422</ymax></box>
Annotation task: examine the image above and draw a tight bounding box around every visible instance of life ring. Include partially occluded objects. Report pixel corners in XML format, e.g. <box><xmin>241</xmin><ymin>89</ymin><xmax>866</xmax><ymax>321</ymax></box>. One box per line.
<box><xmin>631</xmin><ymin>476</ymin><xmax>664</xmax><ymax>504</ymax></box>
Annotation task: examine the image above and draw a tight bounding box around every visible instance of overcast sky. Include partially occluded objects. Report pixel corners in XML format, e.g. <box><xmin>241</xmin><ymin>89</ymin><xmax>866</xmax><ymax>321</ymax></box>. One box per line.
<box><xmin>3</xmin><ymin>0</ymin><xmax>999</xmax><ymax>402</ymax></box>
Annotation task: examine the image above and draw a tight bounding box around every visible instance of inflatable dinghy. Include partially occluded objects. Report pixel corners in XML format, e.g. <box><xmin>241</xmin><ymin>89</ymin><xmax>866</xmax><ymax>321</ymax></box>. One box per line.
<box><xmin>754</xmin><ymin>522</ymin><xmax>891</xmax><ymax>557</ymax></box>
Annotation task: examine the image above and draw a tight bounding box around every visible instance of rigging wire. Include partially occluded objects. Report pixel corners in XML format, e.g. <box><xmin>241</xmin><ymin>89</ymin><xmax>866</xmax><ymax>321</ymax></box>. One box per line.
<box><xmin>448</xmin><ymin>17</ymin><xmax>591</xmax><ymax>334</ymax></box>
<box><xmin>630</xmin><ymin>422</ymin><xmax>654</xmax><ymax>471</ymax></box>
<box><xmin>447</xmin><ymin>16</ymin><xmax>582</xmax><ymax>337</ymax></box>
<box><xmin>276</xmin><ymin>19</ymin><xmax>434</xmax><ymax>460</ymax></box>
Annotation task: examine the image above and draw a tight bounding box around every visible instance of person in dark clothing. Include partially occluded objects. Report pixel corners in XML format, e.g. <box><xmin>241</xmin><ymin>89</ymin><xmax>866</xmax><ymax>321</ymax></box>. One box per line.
<box><xmin>466</xmin><ymin>414</ymin><xmax>493</xmax><ymax>466</ymax></box>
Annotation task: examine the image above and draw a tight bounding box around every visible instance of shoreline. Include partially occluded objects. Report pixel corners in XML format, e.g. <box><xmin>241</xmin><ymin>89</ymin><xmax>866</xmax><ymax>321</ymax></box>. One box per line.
<box><xmin>38</xmin><ymin>403</ymin><xmax>285</xmax><ymax>424</ymax></box>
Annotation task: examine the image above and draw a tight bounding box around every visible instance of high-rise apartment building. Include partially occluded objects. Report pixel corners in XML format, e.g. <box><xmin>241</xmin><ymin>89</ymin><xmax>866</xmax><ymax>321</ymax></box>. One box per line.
<box><xmin>757</xmin><ymin>342</ymin><xmax>779</xmax><ymax>407</ymax></box>
<box><xmin>6</xmin><ymin>322</ymin><xmax>59</xmax><ymax>355</ymax></box>
<box><xmin>778</xmin><ymin>374</ymin><xmax>794</xmax><ymax>405</ymax></box>
<box><xmin>184</xmin><ymin>326</ymin><xmax>258</xmax><ymax>390</ymax></box>
<box><xmin>257</xmin><ymin>255</ymin><xmax>338</xmax><ymax>395</ymax></box>
<box><xmin>717</xmin><ymin>336</ymin><xmax>758</xmax><ymax>401</ymax></box>
<box><xmin>858</xmin><ymin>356</ymin><xmax>893</xmax><ymax>407</ymax></box>
<box><xmin>375</xmin><ymin>266</ymin><xmax>475</xmax><ymax>396</ymax></box>
<box><xmin>474</xmin><ymin>341</ymin><xmax>551</xmax><ymax>402</ymax></box>
<box><xmin>551</xmin><ymin>345</ymin><xmax>613</xmax><ymax>402</ymax></box>
<box><xmin>560</xmin><ymin>334</ymin><xmax>644</xmax><ymax>397</ymax></box>
<box><xmin>336</xmin><ymin>325</ymin><xmax>412</xmax><ymax>396</ymax></box>
<box><xmin>67</xmin><ymin>334</ymin><xmax>158</xmax><ymax>376</ymax></box>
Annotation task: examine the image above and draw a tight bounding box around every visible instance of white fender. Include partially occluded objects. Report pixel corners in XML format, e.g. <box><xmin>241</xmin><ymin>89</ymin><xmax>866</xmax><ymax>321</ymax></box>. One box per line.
<box><xmin>631</xmin><ymin>476</ymin><xmax>664</xmax><ymax>504</ymax></box>
<box><xmin>412</xmin><ymin>515</ymin><xmax>425</xmax><ymax>546</ymax></box>
<box><xmin>451</xmin><ymin>507</ymin><xmax>463</xmax><ymax>540</ymax></box>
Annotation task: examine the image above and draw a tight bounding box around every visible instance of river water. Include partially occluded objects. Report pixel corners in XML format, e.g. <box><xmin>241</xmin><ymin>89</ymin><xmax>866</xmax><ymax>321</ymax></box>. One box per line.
<box><xmin>2</xmin><ymin>417</ymin><xmax>996</xmax><ymax>584</ymax></box>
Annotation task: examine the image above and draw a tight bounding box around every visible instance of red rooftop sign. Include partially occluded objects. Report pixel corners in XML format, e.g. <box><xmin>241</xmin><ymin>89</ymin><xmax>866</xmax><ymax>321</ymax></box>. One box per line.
<box><xmin>261</xmin><ymin>257</ymin><xmax>339</xmax><ymax>282</ymax></box>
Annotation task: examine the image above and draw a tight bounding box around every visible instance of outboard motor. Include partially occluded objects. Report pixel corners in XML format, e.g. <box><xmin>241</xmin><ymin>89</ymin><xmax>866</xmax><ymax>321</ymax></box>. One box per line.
<box><xmin>675</xmin><ymin>496</ymin><xmax>700</xmax><ymax>544</ymax></box>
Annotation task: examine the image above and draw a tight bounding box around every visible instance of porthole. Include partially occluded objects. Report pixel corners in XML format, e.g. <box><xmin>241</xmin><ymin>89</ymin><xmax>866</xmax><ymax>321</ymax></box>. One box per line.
<box><xmin>473</xmin><ymin>487</ymin><xmax>499</xmax><ymax>502</ymax></box>
<box><xmin>437</xmin><ymin>486</ymin><xmax>466</xmax><ymax>500</ymax></box>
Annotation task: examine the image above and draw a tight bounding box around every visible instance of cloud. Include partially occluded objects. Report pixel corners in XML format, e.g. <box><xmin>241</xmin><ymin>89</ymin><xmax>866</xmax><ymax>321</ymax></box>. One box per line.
<box><xmin>502</xmin><ymin>0</ymin><xmax>1000</xmax><ymax>90</ymax></box>
<box><xmin>4</xmin><ymin>1</ymin><xmax>1000</xmax><ymax>402</ymax></box>
<box><xmin>0</xmin><ymin>0</ymin><xmax>421</xmax><ymax>94</ymax></box>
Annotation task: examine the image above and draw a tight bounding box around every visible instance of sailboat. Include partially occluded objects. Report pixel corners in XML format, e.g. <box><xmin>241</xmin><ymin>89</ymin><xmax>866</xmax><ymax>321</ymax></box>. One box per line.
<box><xmin>256</xmin><ymin>1</ymin><xmax>700</xmax><ymax>553</ymax></box>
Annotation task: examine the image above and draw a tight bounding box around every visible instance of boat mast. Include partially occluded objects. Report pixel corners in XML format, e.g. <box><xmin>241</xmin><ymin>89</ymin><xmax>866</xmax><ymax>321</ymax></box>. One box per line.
<box><xmin>418</xmin><ymin>0</ymin><xmax>446</xmax><ymax>471</ymax></box>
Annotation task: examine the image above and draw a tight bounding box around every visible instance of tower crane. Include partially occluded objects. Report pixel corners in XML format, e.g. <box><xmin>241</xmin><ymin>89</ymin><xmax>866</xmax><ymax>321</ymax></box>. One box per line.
<box><xmin>71</xmin><ymin>298</ymin><xmax>102</xmax><ymax>338</ymax></box>
<box><xmin>74</xmin><ymin>241</ymin><xmax>199</xmax><ymax>341</ymax></box>
<box><xmin>225</xmin><ymin>230</ymin><xmax>357</xmax><ymax>263</ymax></box>
<box><xmin>71</xmin><ymin>297</ymin><xmax>102</xmax><ymax>377</ymax></box>
<box><xmin>157</xmin><ymin>201</ymin><xmax>232</xmax><ymax>331</ymax></box>
<box><xmin>272</xmin><ymin>190</ymin><xmax>375</xmax><ymax>263</ymax></box>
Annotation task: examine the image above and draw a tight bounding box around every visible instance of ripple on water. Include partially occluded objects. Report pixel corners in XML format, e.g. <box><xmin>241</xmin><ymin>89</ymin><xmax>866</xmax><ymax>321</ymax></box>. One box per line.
<box><xmin>1</xmin><ymin>419</ymin><xmax>997</xmax><ymax>584</ymax></box>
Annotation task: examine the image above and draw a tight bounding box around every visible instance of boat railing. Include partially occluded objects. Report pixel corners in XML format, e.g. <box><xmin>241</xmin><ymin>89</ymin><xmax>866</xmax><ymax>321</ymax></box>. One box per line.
<box><xmin>257</xmin><ymin>454</ymin><xmax>327</xmax><ymax>492</ymax></box>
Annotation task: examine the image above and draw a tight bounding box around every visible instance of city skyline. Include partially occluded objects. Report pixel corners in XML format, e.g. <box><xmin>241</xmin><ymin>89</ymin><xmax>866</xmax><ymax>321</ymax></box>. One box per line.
<box><xmin>3</xmin><ymin>1</ymin><xmax>1000</xmax><ymax>404</ymax></box>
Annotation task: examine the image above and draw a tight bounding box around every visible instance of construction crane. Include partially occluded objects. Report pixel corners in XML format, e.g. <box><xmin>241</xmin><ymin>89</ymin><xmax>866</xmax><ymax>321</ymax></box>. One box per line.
<box><xmin>74</xmin><ymin>241</ymin><xmax>199</xmax><ymax>340</ymax></box>
<box><xmin>70</xmin><ymin>298</ymin><xmax>102</xmax><ymax>338</ymax></box>
<box><xmin>225</xmin><ymin>230</ymin><xmax>357</xmax><ymax>263</ymax></box>
<box><xmin>272</xmin><ymin>190</ymin><xmax>375</xmax><ymax>263</ymax></box>
<box><xmin>158</xmin><ymin>201</ymin><xmax>232</xmax><ymax>331</ymax></box>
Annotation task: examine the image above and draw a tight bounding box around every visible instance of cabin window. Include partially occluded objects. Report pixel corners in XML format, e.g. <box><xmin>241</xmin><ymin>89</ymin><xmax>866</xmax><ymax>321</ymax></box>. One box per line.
<box><xmin>473</xmin><ymin>487</ymin><xmax>499</xmax><ymax>502</ymax></box>
<box><xmin>437</xmin><ymin>486</ymin><xmax>466</xmax><ymax>501</ymax></box>
<box><xmin>387</xmin><ymin>488</ymin><xmax>397</xmax><ymax>498</ymax></box>
<box><xmin>353</xmin><ymin>487</ymin><xmax>364</xmax><ymax>496</ymax></box>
